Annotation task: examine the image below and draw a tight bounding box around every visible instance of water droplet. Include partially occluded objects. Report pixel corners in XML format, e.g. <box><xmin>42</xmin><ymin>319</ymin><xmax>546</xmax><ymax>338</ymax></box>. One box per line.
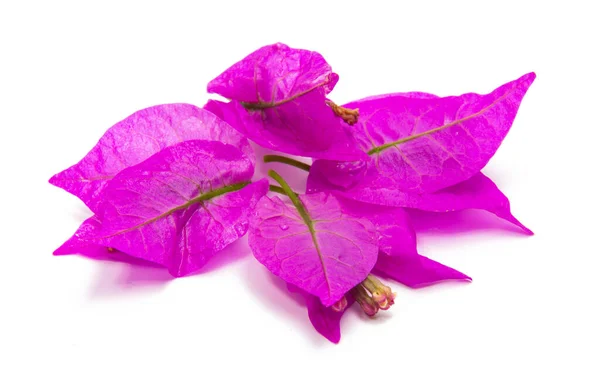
<box><xmin>279</xmin><ymin>224</ymin><xmax>289</xmax><ymax>231</ymax></box>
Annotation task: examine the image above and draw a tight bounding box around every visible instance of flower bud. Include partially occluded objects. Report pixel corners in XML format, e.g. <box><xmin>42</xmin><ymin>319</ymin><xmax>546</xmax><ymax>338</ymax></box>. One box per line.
<box><xmin>351</xmin><ymin>274</ymin><xmax>396</xmax><ymax>316</ymax></box>
<box><xmin>331</xmin><ymin>296</ymin><xmax>348</xmax><ymax>312</ymax></box>
<box><xmin>351</xmin><ymin>286</ymin><xmax>379</xmax><ymax>317</ymax></box>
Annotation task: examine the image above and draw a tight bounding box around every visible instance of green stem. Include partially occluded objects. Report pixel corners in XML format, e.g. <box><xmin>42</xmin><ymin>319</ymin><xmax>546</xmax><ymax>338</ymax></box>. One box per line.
<box><xmin>269</xmin><ymin>185</ymin><xmax>287</xmax><ymax>195</ymax></box>
<box><xmin>268</xmin><ymin>170</ymin><xmax>311</xmax><ymax>225</ymax></box>
<box><xmin>263</xmin><ymin>155</ymin><xmax>311</xmax><ymax>172</ymax></box>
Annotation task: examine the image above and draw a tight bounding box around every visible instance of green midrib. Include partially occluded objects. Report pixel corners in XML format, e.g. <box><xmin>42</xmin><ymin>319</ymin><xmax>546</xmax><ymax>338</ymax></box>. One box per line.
<box><xmin>367</xmin><ymin>85</ymin><xmax>515</xmax><ymax>155</ymax></box>
<box><xmin>268</xmin><ymin>170</ymin><xmax>331</xmax><ymax>294</ymax></box>
<box><xmin>99</xmin><ymin>181</ymin><xmax>250</xmax><ymax>239</ymax></box>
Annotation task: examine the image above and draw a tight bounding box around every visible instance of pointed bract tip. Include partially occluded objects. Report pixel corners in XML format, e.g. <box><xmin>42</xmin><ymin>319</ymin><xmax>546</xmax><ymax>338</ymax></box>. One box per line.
<box><xmin>513</xmin><ymin>217</ymin><xmax>534</xmax><ymax>236</ymax></box>
<box><xmin>502</xmin><ymin>213</ymin><xmax>534</xmax><ymax>235</ymax></box>
<box><xmin>519</xmin><ymin>72</ymin><xmax>537</xmax><ymax>87</ymax></box>
<box><xmin>409</xmin><ymin>275</ymin><xmax>473</xmax><ymax>289</ymax></box>
<box><xmin>327</xmin><ymin>335</ymin><xmax>341</xmax><ymax>344</ymax></box>
<box><xmin>522</xmin><ymin>227</ymin><xmax>534</xmax><ymax>236</ymax></box>
<box><xmin>48</xmin><ymin>173</ymin><xmax>60</xmax><ymax>186</ymax></box>
<box><xmin>52</xmin><ymin>242</ymin><xmax>70</xmax><ymax>256</ymax></box>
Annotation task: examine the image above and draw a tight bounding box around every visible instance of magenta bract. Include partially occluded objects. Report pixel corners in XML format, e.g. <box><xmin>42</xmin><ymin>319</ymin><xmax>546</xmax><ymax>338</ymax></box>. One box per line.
<box><xmin>207</xmin><ymin>42</ymin><xmax>338</xmax><ymax>104</ymax></box>
<box><xmin>205</xmin><ymin>43</ymin><xmax>366</xmax><ymax>161</ymax></box>
<box><xmin>307</xmin><ymin>72</ymin><xmax>535</xmax><ymax>193</ymax></box>
<box><xmin>49</xmin><ymin>104</ymin><xmax>252</xmax><ymax>212</ymax></box>
<box><xmin>55</xmin><ymin>140</ymin><xmax>268</xmax><ymax>276</ymax></box>
<box><xmin>248</xmin><ymin>192</ymin><xmax>378</xmax><ymax>307</ymax></box>
<box><xmin>357</xmin><ymin>72</ymin><xmax>535</xmax><ymax>192</ymax></box>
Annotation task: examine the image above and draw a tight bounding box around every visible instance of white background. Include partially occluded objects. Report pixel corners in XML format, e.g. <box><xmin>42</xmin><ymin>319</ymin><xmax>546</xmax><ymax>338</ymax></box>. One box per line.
<box><xmin>1</xmin><ymin>1</ymin><xmax>598</xmax><ymax>384</ymax></box>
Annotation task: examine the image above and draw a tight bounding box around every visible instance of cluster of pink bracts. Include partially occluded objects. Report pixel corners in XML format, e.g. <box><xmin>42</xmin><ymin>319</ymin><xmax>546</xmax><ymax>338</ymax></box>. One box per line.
<box><xmin>51</xmin><ymin>43</ymin><xmax>535</xmax><ymax>343</ymax></box>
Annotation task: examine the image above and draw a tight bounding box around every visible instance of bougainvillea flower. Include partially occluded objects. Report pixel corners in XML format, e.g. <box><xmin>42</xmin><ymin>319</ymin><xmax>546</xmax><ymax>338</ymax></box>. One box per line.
<box><xmin>308</xmin><ymin>166</ymin><xmax>532</xmax><ymax>234</ymax></box>
<box><xmin>55</xmin><ymin>140</ymin><xmax>268</xmax><ymax>277</ymax></box>
<box><xmin>248</xmin><ymin>187</ymin><xmax>379</xmax><ymax>306</ymax></box>
<box><xmin>205</xmin><ymin>43</ymin><xmax>366</xmax><ymax>161</ymax></box>
<box><xmin>49</xmin><ymin>41</ymin><xmax>536</xmax><ymax>345</ymax></box>
<box><xmin>250</xmin><ymin>170</ymin><xmax>469</xmax><ymax>342</ymax></box>
<box><xmin>286</xmin><ymin>197</ymin><xmax>469</xmax><ymax>343</ymax></box>
<box><xmin>306</xmin><ymin>72</ymin><xmax>535</xmax><ymax>193</ymax></box>
<box><xmin>49</xmin><ymin>104</ymin><xmax>252</xmax><ymax>212</ymax></box>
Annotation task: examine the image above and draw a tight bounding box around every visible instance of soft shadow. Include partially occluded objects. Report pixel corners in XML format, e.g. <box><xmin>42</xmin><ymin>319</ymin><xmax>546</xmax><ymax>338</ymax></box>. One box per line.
<box><xmin>412</xmin><ymin>279</ymin><xmax>473</xmax><ymax>294</ymax></box>
<box><xmin>351</xmin><ymin>306</ymin><xmax>395</xmax><ymax>324</ymax></box>
<box><xmin>85</xmin><ymin>237</ymin><xmax>251</xmax><ymax>297</ymax></box>
<box><xmin>74</xmin><ymin>248</ymin><xmax>163</xmax><ymax>267</ymax></box>
<box><xmin>200</xmin><ymin>237</ymin><xmax>251</xmax><ymax>274</ymax></box>
<box><xmin>408</xmin><ymin>209</ymin><xmax>527</xmax><ymax>236</ymax></box>
<box><xmin>88</xmin><ymin>258</ymin><xmax>172</xmax><ymax>298</ymax></box>
<box><xmin>242</xmin><ymin>260</ymin><xmax>331</xmax><ymax>346</ymax></box>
